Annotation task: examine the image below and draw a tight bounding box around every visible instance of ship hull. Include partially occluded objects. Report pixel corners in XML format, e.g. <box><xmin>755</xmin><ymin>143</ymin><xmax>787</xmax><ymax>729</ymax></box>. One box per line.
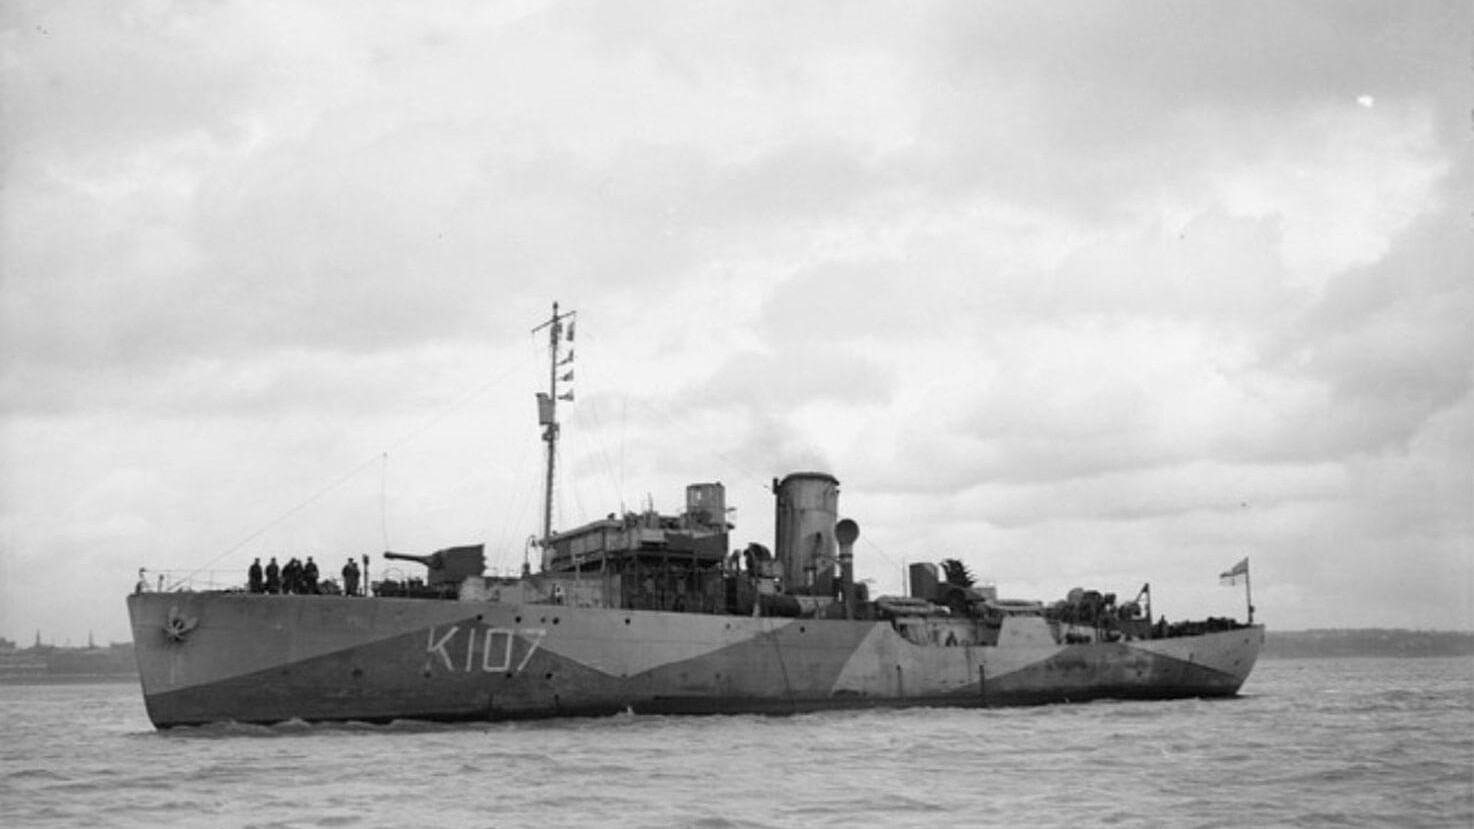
<box><xmin>128</xmin><ymin>592</ymin><xmax>1263</xmax><ymax>728</ymax></box>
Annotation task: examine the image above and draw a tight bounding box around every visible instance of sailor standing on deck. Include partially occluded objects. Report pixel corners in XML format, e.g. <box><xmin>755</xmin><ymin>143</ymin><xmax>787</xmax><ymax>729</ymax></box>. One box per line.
<box><xmin>265</xmin><ymin>557</ymin><xmax>281</xmax><ymax>594</ymax></box>
<box><xmin>248</xmin><ymin>558</ymin><xmax>264</xmax><ymax>594</ymax></box>
<box><xmin>304</xmin><ymin>557</ymin><xmax>319</xmax><ymax>594</ymax></box>
<box><xmin>342</xmin><ymin>558</ymin><xmax>359</xmax><ymax>596</ymax></box>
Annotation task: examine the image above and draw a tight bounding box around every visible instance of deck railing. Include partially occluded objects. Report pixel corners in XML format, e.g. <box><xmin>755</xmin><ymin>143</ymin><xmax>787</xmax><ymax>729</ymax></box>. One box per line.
<box><xmin>134</xmin><ymin>564</ymin><xmax>537</xmax><ymax>595</ymax></box>
<box><xmin>136</xmin><ymin>570</ymin><xmax>244</xmax><ymax>593</ymax></box>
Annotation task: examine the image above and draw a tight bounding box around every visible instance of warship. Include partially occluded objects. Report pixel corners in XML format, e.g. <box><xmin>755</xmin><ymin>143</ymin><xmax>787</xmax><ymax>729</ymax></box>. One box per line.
<box><xmin>127</xmin><ymin>304</ymin><xmax>1263</xmax><ymax>728</ymax></box>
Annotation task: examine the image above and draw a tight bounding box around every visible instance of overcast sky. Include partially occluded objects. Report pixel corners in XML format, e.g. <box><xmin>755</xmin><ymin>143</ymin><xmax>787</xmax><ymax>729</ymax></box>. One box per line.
<box><xmin>2</xmin><ymin>1</ymin><xmax>1469</xmax><ymax>646</ymax></box>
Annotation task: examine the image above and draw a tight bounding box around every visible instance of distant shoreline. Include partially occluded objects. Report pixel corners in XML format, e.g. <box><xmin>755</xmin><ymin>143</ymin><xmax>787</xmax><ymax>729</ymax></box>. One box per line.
<box><xmin>0</xmin><ymin>642</ymin><xmax>138</xmax><ymax>685</ymax></box>
<box><xmin>0</xmin><ymin>674</ymin><xmax>138</xmax><ymax>685</ymax></box>
<box><xmin>1262</xmin><ymin>629</ymin><xmax>1474</xmax><ymax>659</ymax></box>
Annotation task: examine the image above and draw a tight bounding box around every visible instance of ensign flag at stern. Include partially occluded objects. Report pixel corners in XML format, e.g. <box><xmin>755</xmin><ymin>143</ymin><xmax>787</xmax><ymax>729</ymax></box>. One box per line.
<box><xmin>1220</xmin><ymin>556</ymin><xmax>1249</xmax><ymax>585</ymax></box>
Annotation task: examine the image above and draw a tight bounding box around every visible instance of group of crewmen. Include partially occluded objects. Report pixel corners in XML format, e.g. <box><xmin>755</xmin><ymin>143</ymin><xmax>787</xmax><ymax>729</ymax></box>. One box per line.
<box><xmin>248</xmin><ymin>555</ymin><xmax>363</xmax><ymax>596</ymax></box>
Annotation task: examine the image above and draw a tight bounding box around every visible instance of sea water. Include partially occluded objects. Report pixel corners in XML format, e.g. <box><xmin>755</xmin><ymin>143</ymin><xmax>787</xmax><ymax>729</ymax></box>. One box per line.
<box><xmin>1</xmin><ymin>657</ymin><xmax>1470</xmax><ymax>829</ymax></box>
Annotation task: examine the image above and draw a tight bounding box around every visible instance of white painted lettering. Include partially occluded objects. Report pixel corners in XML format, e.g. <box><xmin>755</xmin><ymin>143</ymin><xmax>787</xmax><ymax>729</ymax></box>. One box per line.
<box><xmin>516</xmin><ymin>628</ymin><xmax>547</xmax><ymax>672</ymax></box>
<box><xmin>482</xmin><ymin>628</ymin><xmax>513</xmax><ymax>672</ymax></box>
<box><xmin>426</xmin><ymin>626</ymin><xmax>459</xmax><ymax>671</ymax></box>
<box><xmin>423</xmin><ymin>626</ymin><xmax>547</xmax><ymax>675</ymax></box>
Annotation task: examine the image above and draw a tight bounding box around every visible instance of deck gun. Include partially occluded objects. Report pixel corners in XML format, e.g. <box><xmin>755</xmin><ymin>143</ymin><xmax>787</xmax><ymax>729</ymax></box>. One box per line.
<box><xmin>382</xmin><ymin>545</ymin><xmax>486</xmax><ymax>587</ymax></box>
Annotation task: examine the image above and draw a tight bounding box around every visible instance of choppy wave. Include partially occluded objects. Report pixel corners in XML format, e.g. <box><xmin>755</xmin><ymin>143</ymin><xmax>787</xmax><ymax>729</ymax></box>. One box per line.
<box><xmin>0</xmin><ymin>657</ymin><xmax>1470</xmax><ymax>829</ymax></box>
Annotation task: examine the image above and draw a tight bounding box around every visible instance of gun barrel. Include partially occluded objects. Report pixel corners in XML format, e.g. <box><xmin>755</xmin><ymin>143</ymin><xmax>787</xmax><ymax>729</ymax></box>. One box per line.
<box><xmin>380</xmin><ymin>545</ymin><xmax>484</xmax><ymax>586</ymax></box>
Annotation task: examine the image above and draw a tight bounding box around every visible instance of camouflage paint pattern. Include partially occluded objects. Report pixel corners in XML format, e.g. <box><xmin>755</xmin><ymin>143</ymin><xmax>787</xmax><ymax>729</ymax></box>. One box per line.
<box><xmin>128</xmin><ymin>592</ymin><xmax>1262</xmax><ymax>728</ymax></box>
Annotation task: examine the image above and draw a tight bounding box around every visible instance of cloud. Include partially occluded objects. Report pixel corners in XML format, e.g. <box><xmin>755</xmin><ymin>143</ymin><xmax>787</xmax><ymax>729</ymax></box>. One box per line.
<box><xmin>1</xmin><ymin>1</ymin><xmax>1470</xmax><ymax>644</ymax></box>
<box><xmin>1245</xmin><ymin>193</ymin><xmax>1474</xmax><ymax>462</ymax></box>
<box><xmin>0</xmin><ymin>3</ymin><xmax>267</xmax><ymax>172</ymax></box>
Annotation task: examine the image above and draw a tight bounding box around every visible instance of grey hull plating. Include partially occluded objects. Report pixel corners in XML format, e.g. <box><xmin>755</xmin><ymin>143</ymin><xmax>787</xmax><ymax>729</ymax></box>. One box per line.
<box><xmin>129</xmin><ymin>592</ymin><xmax>1262</xmax><ymax>728</ymax></box>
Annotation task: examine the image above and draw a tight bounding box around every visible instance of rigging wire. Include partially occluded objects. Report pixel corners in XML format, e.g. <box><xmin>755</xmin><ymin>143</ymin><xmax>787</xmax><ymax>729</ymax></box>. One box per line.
<box><xmin>542</xmin><ymin>324</ymin><xmax>624</xmax><ymax>529</ymax></box>
<box><xmin>556</xmin><ymin>442</ymin><xmax>579</xmax><ymax>532</ymax></box>
<box><xmin>531</xmin><ymin>323</ymin><xmax>773</xmax><ymax>532</ymax></box>
<box><xmin>860</xmin><ymin>534</ymin><xmax>906</xmax><ymax>592</ymax></box>
<box><xmin>480</xmin><ymin>324</ymin><xmax>551</xmax><ymax>573</ymax></box>
<box><xmin>488</xmin><ymin>425</ymin><xmax>540</xmax><ymax>574</ymax></box>
<box><xmin>168</xmin><ymin>452</ymin><xmax>384</xmax><ymax>589</ymax></box>
<box><xmin>538</xmin><ymin>321</ymin><xmax>782</xmax><ymax>537</ymax></box>
<box><xmin>564</xmin><ymin>391</ymin><xmax>625</xmax><ymax>523</ymax></box>
<box><xmin>173</xmin><ymin>348</ymin><xmax>539</xmax><ymax>587</ymax></box>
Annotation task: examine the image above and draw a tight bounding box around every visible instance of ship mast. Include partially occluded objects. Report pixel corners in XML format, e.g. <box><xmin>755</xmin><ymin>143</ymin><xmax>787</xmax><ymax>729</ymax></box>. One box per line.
<box><xmin>532</xmin><ymin>302</ymin><xmax>576</xmax><ymax>550</ymax></box>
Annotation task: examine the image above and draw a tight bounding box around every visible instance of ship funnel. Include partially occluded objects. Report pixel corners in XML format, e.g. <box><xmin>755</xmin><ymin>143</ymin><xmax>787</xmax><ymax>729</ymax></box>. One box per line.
<box><xmin>773</xmin><ymin>472</ymin><xmax>840</xmax><ymax>595</ymax></box>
